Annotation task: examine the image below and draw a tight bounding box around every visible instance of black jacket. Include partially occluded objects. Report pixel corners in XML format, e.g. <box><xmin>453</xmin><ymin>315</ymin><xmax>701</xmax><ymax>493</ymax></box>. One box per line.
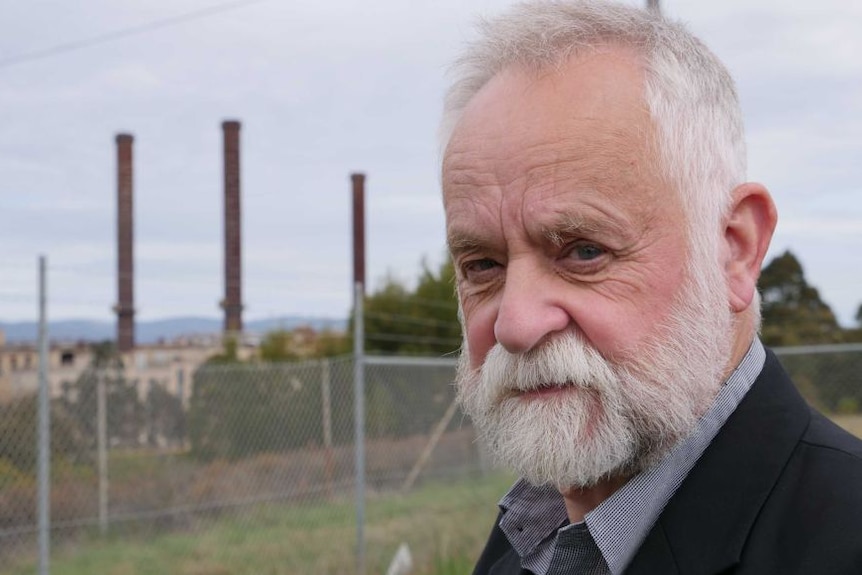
<box><xmin>474</xmin><ymin>350</ymin><xmax>862</xmax><ymax>574</ymax></box>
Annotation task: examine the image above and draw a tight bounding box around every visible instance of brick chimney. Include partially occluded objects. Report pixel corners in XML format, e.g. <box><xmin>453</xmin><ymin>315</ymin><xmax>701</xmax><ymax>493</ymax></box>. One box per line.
<box><xmin>220</xmin><ymin>120</ymin><xmax>243</xmax><ymax>334</ymax></box>
<box><xmin>114</xmin><ymin>133</ymin><xmax>135</xmax><ymax>352</ymax></box>
<box><xmin>351</xmin><ymin>173</ymin><xmax>366</xmax><ymax>293</ymax></box>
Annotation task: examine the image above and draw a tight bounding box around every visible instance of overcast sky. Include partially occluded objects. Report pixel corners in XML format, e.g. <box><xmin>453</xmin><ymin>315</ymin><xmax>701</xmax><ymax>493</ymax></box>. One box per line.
<box><xmin>1</xmin><ymin>0</ymin><xmax>860</xmax><ymax>327</ymax></box>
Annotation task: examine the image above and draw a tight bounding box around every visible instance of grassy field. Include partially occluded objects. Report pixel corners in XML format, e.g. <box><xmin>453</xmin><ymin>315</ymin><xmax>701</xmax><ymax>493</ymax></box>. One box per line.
<box><xmin>5</xmin><ymin>414</ymin><xmax>859</xmax><ymax>575</ymax></box>
<box><xmin>2</xmin><ymin>472</ymin><xmax>513</xmax><ymax>575</ymax></box>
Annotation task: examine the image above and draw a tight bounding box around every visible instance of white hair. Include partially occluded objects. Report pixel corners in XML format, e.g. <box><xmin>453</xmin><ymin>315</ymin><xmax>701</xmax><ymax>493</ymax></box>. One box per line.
<box><xmin>442</xmin><ymin>0</ymin><xmax>761</xmax><ymax>326</ymax></box>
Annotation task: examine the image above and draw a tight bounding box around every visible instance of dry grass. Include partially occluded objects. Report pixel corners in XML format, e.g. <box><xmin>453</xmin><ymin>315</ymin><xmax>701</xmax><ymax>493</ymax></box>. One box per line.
<box><xmin>830</xmin><ymin>414</ymin><xmax>862</xmax><ymax>438</ymax></box>
<box><xmin>1</xmin><ymin>472</ymin><xmax>513</xmax><ymax>575</ymax></box>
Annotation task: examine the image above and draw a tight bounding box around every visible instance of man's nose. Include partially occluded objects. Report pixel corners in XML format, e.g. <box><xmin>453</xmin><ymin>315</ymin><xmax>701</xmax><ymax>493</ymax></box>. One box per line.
<box><xmin>493</xmin><ymin>262</ymin><xmax>571</xmax><ymax>354</ymax></box>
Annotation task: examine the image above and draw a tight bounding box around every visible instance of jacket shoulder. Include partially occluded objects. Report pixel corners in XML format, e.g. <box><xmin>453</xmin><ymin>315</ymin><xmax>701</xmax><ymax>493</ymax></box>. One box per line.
<box><xmin>739</xmin><ymin>395</ymin><xmax>862</xmax><ymax>572</ymax></box>
<box><xmin>630</xmin><ymin>349</ymin><xmax>862</xmax><ymax>574</ymax></box>
<box><xmin>801</xmin><ymin>407</ymin><xmax>862</xmax><ymax>458</ymax></box>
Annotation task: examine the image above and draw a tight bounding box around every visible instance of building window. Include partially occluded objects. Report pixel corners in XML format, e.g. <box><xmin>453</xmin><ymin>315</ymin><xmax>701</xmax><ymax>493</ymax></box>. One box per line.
<box><xmin>61</xmin><ymin>351</ymin><xmax>75</xmax><ymax>366</ymax></box>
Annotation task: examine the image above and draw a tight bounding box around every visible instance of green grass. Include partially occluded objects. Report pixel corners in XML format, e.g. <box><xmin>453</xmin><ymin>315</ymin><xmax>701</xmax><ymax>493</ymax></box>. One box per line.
<box><xmin>7</xmin><ymin>414</ymin><xmax>860</xmax><ymax>575</ymax></box>
<box><xmin>2</xmin><ymin>472</ymin><xmax>513</xmax><ymax>575</ymax></box>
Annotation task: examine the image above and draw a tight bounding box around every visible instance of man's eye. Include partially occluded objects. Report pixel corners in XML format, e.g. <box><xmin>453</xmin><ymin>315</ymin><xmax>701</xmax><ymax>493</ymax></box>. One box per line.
<box><xmin>570</xmin><ymin>243</ymin><xmax>606</xmax><ymax>261</ymax></box>
<box><xmin>465</xmin><ymin>258</ymin><xmax>499</xmax><ymax>273</ymax></box>
<box><xmin>461</xmin><ymin>258</ymin><xmax>502</xmax><ymax>283</ymax></box>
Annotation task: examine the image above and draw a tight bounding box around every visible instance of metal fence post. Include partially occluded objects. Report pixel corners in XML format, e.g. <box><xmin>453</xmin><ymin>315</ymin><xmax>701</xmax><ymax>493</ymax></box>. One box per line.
<box><xmin>177</xmin><ymin>368</ymin><xmax>186</xmax><ymax>449</ymax></box>
<box><xmin>320</xmin><ymin>359</ymin><xmax>334</xmax><ymax>497</ymax></box>
<box><xmin>97</xmin><ymin>370</ymin><xmax>108</xmax><ymax>535</ymax></box>
<box><xmin>37</xmin><ymin>255</ymin><xmax>50</xmax><ymax>575</ymax></box>
<box><xmin>353</xmin><ymin>281</ymin><xmax>366</xmax><ymax>575</ymax></box>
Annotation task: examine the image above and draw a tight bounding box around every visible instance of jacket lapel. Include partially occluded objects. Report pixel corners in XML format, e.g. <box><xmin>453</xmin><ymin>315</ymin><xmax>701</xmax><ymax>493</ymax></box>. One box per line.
<box><xmin>627</xmin><ymin>350</ymin><xmax>810</xmax><ymax>575</ymax></box>
<box><xmin>626</xmin><ymin>521</ymin><xmax>680</xmax><ymax>575</ymax></box>
<box><xmin>488</xmin><ymin>548</ymin><xmax>529</xmax><ymax>575</ymax></box>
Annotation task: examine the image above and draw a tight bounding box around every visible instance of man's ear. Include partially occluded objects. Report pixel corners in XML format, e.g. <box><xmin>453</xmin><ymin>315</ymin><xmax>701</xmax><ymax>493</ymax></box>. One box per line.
<box><xmin>724</xmin><ymin>182</ymin><xmax>778</xmax><ymax>312</ymax></box>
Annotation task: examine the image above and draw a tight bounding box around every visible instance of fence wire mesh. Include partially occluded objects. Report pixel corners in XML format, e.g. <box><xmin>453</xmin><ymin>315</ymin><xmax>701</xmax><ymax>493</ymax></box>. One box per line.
<box><xmin>774</xmin><ymin>344</ymin><xmax>862</xmax><ymax>436</ymax></box>
<box><xmin>0</xmin><ymin>346</ymin><xmax>859</xmax><ymax>573</ymax></box>
<box><xmin>0</xmin><ymin>355</ymin><xmax>492</xmax><ymax>573</ymax></box>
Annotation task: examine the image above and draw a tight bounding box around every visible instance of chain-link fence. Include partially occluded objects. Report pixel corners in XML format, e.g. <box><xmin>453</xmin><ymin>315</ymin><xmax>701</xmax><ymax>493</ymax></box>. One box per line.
<box><xmin>0</xmin><ymin>355</ymin><xmax>493</xmax><ymax>573</ymax></box>
<box><xmin>774</xmin><ymin>344</ymin><xmax>862</xmax><ymax>437</ymax></box>
<box><xmin>1</xmin><ymin>345</ymin><xmax>860</xmax><ymax>573</ymax></box>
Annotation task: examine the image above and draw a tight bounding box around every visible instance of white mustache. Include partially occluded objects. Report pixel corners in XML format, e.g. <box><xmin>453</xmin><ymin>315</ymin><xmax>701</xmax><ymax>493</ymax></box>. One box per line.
<box><xmin>478</xmin><ymin>333</ymin><xmax>621</xmax><ymax>401</ymax></box>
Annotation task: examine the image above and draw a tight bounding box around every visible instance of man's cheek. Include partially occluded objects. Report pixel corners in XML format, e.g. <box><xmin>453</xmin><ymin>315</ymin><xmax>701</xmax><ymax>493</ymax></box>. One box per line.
<box><xmin>464</xmin><ymin>315</ymin><xmax>497</xmax><ymax>371</ymax></box>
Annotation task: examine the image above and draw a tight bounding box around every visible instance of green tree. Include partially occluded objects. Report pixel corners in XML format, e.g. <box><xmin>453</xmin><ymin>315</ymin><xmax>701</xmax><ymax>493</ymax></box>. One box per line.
<box><xmin>145</xmin><ymin>380</ymin><xmax>185</xmax><ymax>447</ymax></box>
<box><xmin>57</xmin><ymin>341</ymin><xmax>145</xmax><ymax>449</ymax></box>
<box><xmin>189</xmin><ymin>327</ymin><xmax>350</xmax><ymax>461</ymax></box>
<box><xmin>411</xmin><ymin>257</ymin><xmax>461</xmax><ymax>353</ymax></box>
<box><xmin>361</xmin><ymin>255</ymin><xmax>461</xmax><ymax>356</ymax></box>
<box><xmin>758</xmin><ymin>253</ymin><xmax>862</xmax><ymax>413</ymax></box>
<box><xmin>258</xmin><ymin>330</ymin><xmax>301</xmax><ymax>362</ymax></box>
<box><xmin>205</xmin><ymin>335</ymin><xmax>240</xmax><ymax>364</ymax></box>
<box><xmin>842</xmin><ymin>303</ymin><xmax>862</xmax><ymax>343</ymax></box>
<box><xmin>759</xmin><ymin>251</ymin><xmax>843</xmax><ymax>346</ymax></box>
<box><xmin>363</xmin><ymin>273</ymin><xmax>419</xmax><ymax>354</ymax></box>
<box><xmin>258</xmin><ymin>327</ymin><xmax>350</xmax><ymax>360</ymax></box>
<box><xmin>314</xmin><ymin>329</ymin><xmax>351</xmax><ymax>357</ymax></box>
<box><xmin>0</xmin><ymin>396</ymin><xmax>83</xmax><ymax>474</ymax></box>
<box><xmin>188</xmin><ymin>361</ymin><xmax>328</xmax><ymax>460</ymax></box>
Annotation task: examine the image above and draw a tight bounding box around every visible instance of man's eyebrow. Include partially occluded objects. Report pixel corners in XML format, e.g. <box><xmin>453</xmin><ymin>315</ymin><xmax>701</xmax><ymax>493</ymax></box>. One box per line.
<box><xmin>540</xmin><ymin>213</ymin><xmax>631</xmax><ymax>246</ymax></box>
<box><xmin>447</xmin><ymin>230</ymin><xmax>488</xmax><ymax>255</ymax></box>
<box><xmin>542</xmin><ymin>215</ymin><xmax>598</xmax><ymax>245</ymax></box>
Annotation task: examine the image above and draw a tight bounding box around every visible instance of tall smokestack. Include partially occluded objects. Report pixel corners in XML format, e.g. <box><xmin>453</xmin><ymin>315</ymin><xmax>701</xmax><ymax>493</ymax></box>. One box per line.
<box><xmin>351</xmin><ymin>173</ymin><xmax>366</xmax><ymax>294</ymax></box>
<box><xmin>221</xmin><ymin>120</ymin><xmax>243</xmax><ymax>334</ymax></box>
<box><xmin>114</xmin><ymin>133</ymin><xmax>135</xmax><ymax>352</ymax></box>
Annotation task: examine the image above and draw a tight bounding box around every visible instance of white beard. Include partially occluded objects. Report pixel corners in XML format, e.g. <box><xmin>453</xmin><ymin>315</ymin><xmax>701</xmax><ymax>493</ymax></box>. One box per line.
<box><xmin>455</xmin><ymin>261</ymin><xmax>733</xmax><ymax>490</ymax></box>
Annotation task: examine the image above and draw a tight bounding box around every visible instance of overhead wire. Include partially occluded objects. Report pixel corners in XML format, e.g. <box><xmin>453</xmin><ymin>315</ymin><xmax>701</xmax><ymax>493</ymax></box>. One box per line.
<box><xmin>364</xmin><ymin>333</ymin><xmax>461</xmax><ymax>347</ymax></box>
<box><xmin>0</xmin><ymin>0</ymin><xmax>270</xmax><ymax>70</ymax></box>
<box><xmin>363</xmin><ymin>312</ymin><xmax>459</xmax><ymax>330</ymax></box>
<box><xmin>407</xmin><ymin>296</ymin><xmax>458</xmax><ymax>310</ymax></box>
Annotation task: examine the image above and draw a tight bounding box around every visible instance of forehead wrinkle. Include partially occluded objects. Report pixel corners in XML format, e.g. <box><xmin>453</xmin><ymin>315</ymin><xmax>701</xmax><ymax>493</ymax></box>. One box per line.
<box><xmin>515</xmin><ymin>129</ymin><xmax>648</xmax><ymax>248</ymax></box>
<box><xmin>445</xmin><ymin>188</ymin><xmax>508</xmax><ymax>257</ymax></box>
<box><xmin>443</xmin><ymin>48</ymin><xmax>665</xmax><ymax>263</ymax></box>
<box><xmin>520</xmin><ymin>123</ymin><xmax>648</xmax><ymax>192</ymax></box>
<box><xmin>443</xmin><ymin>146</ymin><xmax>502</xmax><ymax>190</ymax></box>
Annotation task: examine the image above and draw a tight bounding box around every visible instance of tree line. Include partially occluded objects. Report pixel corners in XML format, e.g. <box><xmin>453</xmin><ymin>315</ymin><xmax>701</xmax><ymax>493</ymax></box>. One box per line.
<box><xmin>760</xmin><ymin>251</ymin><xmax>861</xmax><ymax>345</ymax></box>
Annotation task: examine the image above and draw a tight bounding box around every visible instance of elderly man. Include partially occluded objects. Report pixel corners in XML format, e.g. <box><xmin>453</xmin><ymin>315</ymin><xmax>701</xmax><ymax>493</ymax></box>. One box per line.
<box><xmin>441</xmin><ymin>1</ymin><xmax>862</xmax><ymax>574</ymax></box>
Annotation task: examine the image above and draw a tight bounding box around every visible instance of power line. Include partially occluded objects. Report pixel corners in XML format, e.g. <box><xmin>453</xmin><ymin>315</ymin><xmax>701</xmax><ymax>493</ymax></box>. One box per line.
<box><xmin>412</xmin><ymin>296</ymin><xmax>457</xmax><ymax>308</ymax></box>
<box><xmin>364</xmin><ymin>312</ymin><xmax>459</xmax><ymax>330</ymax></box>
<box><xmin>365</xmin><ymin>333</ymin><xmax>462</xmax><ymax>347</ymax></box>
<box><xmin>0</xmin><ymin>0</ymin><xmax>269</xmax><ymax>70</ymax></box>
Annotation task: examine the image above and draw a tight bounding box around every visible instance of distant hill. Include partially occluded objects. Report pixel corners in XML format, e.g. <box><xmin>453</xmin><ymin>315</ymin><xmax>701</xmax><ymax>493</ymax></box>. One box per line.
<box><xmin>0</xmin><ymin>316</ymin><xmax>347</xmax><ymax>345</ymax></box>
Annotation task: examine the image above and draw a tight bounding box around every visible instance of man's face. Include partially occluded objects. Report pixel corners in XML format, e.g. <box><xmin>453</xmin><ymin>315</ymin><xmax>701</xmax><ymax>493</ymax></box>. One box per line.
<box><xmin>442</xmin><ymin>48</ymin><xmax>733</xmax><ymax>488</ymax></box>
<box><xmin>444</xmin><ymin>48</ymin><xmax>689</xmax><ymax>377</ymax></box>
